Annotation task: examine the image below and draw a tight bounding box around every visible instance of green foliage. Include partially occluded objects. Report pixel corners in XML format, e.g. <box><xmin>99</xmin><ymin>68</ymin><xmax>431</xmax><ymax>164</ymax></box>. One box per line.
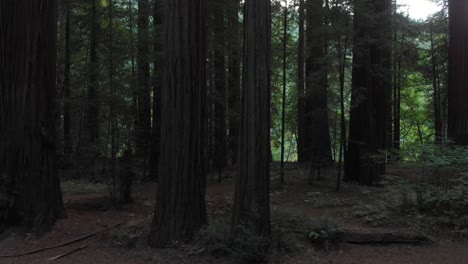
<box><xmin>194</xmin><ymin>219</ymin><xmax>270</xmax><ymax>263</ymax></box>
<box><xmin>384</xmin><ymin>144</ymin><xmax>468</xmax><ymax>213</ymax></box>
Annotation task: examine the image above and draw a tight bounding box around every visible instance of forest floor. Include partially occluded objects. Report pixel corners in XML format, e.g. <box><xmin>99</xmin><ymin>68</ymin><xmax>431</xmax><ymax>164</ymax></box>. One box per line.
<box><xmin>0</xmin><ymin>164</ymin><xmax>467</xmax><ymax>264</ymax></box>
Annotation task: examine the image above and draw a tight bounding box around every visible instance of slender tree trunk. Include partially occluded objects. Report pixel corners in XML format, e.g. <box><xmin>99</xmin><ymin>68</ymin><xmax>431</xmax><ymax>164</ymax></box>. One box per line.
<box><xmin>448</xmin><ymin>0</ymin><xmax>468</xmax><ymax>145</ymax></box>
<box><xmin>430</xmin><ymin>20</ymin><xmax>443</xmax><ymax>144</ymax></box>
<box><xmin>136</xmin><ymin>0</ymin><xmax>151</xmax><ymax>157</ymax></box>
<box><xmin>88</xmin><ymin>0</ymin><xmax>100</xmax><ymax>145</ymax></box>
<box><xmin>213</xmin><ymin>1</ymin><xmax>227</xmax><ymax>182</ymax></box>
<box><xmin>297</xmin><ymin>0</ymin><xmax>306</xmax><ymax>163</ymax></box>
<box><xmin>227</xmin><ymin>0</ymin><xmax>241</xmax><ymax>166</ymax></box>
<box><xmin>0</xmin><ymin>0</ymin><xmax>66</xmax><ymax>232</ymax></box>
<box><xmin>280</xmin><ymin>2</ymin><xmax>288</xmax><ymax>184</ymax></box>
<box><xmin>63</xmin><ymin>0</ymin><xmax>72</xmax><ymax>156</ymax></box>
<box><xmin>337</xmin><ymin>21</ymin><xmax>349</xmax><ymax>192</ymax></box>
<box><xmin>148</xmin><ymin>0</ymin><xmax>207</xmax><ymax>247</ymax></box>
<box><xmin>306</xmin><ymin>0</ymin><xmax>332</xmax><ymax>166</ymax></box>
<box><xmin>128</xmin><ymin>0</ymin><xmax>137</xmax><ymax>147</ymax></box>
<box><xmin>232</xmin><ymin>0</ymin><xmax>271</xmax><ymax>236</ymax></box>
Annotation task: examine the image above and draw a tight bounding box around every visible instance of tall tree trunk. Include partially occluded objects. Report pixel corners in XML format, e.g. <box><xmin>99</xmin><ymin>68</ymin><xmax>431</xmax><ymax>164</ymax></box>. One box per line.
<box><xmin>297</xmin><ymin>0</ymin><xmax>306</xmax><ymax>163</ymax></box>
<box><xmin>88</xmin><ymin>0</ymin><xmax>100</xmax><ymax>144</ymax></box>
<box><xmin>136</xmin><ymin>0</ymin><xmax>151</xmax><ymax>157</ymax></box>
<box><xmin>345</xmin><ymin>0</ymin><xmax>392</xmax><ymax>185</ymax></box>
<box><xmin>63</xmin><ymin>0</ymin><xmax>72</xmax><ymax>156</ymax></box>
<box><xmin>430</xmin><ymin>20</ymin><xmax>443</xmax><ymax>144</ymax></box>
<box><xmin>305</xmin><ymin>0</ymin><xmax>332</xmax><ymax>165</ymax></box>
<box><xmin>232</xmin><ymin>0</ymin><xmax>271</xmax><ymax>236</ymax></box>
<box><xmin>280</xmin><ymin>2</ymin><xmax>288</xmax><ymax>184</ymax></box>
<box><xmin>227</xmin><ymin>0</ymin><xmax>241</xmax><ymax>166</ymax></box>
<box><xmin>148</xmin><ymin>0</ymin><xmax>207</xmax><ymax>247</ymax></box>
<box><xmin>128</xmin><ymin>0</ymin><xmax>137</xmax><ymax>148</ymax></box>
<box><xmin>213</xmin><ymin>1</ymin><xmax>227</xmax><ymax>182</ymax></box>
<box><xmin>149</xmin><ymin>0</ymin><xmax>162</xmax><ymax>180</ymax></box>
<box><xmin>0</xmin><ymin>0</ymin><xmax>66</xmax><ymax>232</ymax></box>
<box><xmin>448</xmin><ymin>0</ymin><xmax>468</xmax><ymax>145</ymax></box>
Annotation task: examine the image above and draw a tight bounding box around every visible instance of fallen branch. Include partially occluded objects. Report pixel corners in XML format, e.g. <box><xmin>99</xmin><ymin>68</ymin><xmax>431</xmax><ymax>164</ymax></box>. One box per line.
<box><xmin>0</xmin><ymin>220</ymin><xmax>126</xmax><ymax>258</ymax></box>
<box><xmin>47</xmin><ymin>244</ymin><xmax>88</xmax><ymax>261</ymax></box>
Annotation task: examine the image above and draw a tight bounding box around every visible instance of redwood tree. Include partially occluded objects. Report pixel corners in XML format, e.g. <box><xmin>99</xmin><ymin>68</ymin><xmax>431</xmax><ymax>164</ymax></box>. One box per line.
<box><xmin>148</xmin><ymin>0</ymin><xmax>207</xmax><ymax>247</ymax></box>
<box><xmin>448</xmin><ymin>0</ymin><xmax>468</xmax><ymax>145</ymax></box>
<box><xmin>0</xmin><ymin>0</ymin><xmax>65</xmax><ymax>232</ymax></box>
<box><xmin>305</xmin><ymin>0</ymin><xmax>332</xmax><ymax>165</ymax></box>
<box><xmin>232</xmin><ymin>0</ymin><xmax>271</xmax><ymax>236</ymax></box>
<box><xmin>345</xmin><ymin>0</ymin><xmax>392</xmax><ymax>185</ymax></box>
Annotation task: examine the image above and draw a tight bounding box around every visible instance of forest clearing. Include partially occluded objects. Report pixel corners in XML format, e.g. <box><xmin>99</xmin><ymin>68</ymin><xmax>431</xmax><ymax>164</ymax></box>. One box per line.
<box><xmin>1</xmin><ymin>0</ymin><xmax>467</xmax><ymax>263</ymax></box>
<box><xmin>0</xmin><ymin>164</ymin><xmax>467</xmax><ymax>263</ymax></box>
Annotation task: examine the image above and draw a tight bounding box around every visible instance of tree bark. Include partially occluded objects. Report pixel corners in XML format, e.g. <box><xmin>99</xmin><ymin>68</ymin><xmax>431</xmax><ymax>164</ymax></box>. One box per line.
<box><xmin>232</xmin><ymin>0</ymin><xmax>271</xmax><ymax>237</ymax></box>
<box><xmin>297</xmin><ymin>0</ymin><xmax>306</xmax><ymax>163</ymax></box>
<box><xmin>148</xmin><ymin>0</ymin><xmax>207</xmax><ymax>247</ymax></box>
<box><xmin>448</xmin><ymin>0</ymin><xmax>468</xmax><ymax>145</ymax></box>
<box><xmin>63</xmin><ymin>0</ymin><xmax>72</xmax><ymax>156</ymax></box>
<box><xmin>227</xmin><ymin>0</ymin><xmax>241</xmax><ymax>166</ymax></box>
<box><xmin>136</xmin><ymin>0</ymin><xmax>151</xmax><ymax>157</ymax></box>
<box><xmin>0</xmin><ymin>0</ymin><xmax>66</xmax><ymax>233</ymax></box>
<box><xmin>213</xmin><ymin>0</ymin><xmax>227</xmax><ymax>182</ymax></box>
<box><xmin>87</xmin><ymin>0</ymin><xmax>100</xmax><ymax>144</ymax></box>
<box><xmin>345</xmin><ymin>0</ymin><xmax>392</xmax><ymax>185</ymax></box>
<box><xmin>305</xmin><ymin>0</ymin><xmax>332</xmax><ymax>165</ymax></box>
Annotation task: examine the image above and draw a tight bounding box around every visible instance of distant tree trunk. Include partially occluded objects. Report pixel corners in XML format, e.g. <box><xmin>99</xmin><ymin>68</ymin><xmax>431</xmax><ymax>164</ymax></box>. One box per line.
<box><xmin>430</xmin><ymin>20</ymin><xmax>443</xmax><ymax>144</ymax></box>
<box><xmin>392</xmin><ymin>3</ymin><xmax>401</xmax><ymax>151</ymax></box>
<box><xmin>280</xmin><ymin>2</ymin><xmax>288</xmax><ymax>184</ymax></box>
<box><xmin>448</xmin><ymin>0</ymin><xmax>468</xmax><ymax>145</ymax></box>
<box><xmin>149</xmin><ymin>0</ymin><xmax>162</xmax><ymax>180</ymax></box>
<box><xmin>0</xmin><ymin>0</ymin><xmax>66</xmax><ymax>232</ymax></box>
<box><xmin>227</xmin><ymin>0</ymin><xmax>241</xmax><ymax>166</ymax></box>
<box><xmin>88</xmin><ymin>0</ymin><xmax>100</xmax><ymax>144</ymax></box>
<box><xmin>213</xmin><ymin>1</ymin><xmax>227</xmax><ymax>182</ymax></box>
<box><xmin>63</xmin><ymin>0</ymin><xmax>72</xmax><ymax>156</ymax></box>
<box><xmin>136</xmin><ymin>0</ymin><xmax>151</xmax><ymax>157</ymax></box>
<box><xmin>305</xmin><ymin>0</ymin><xmax>332</xmax><ymax>165</ymax></box>
<box><xmin>148</xmin><ymin>0</ymin><xmax>207</xmax><ymax>247</ymax></box>
<box><xmin>128</xmin><ymin>0</ymin><xmax>137</xmax><ymax>147</ymax></box>
<box><xmin>345</xmin><ymin>0</ymin><xmax>392</xmax><ymax>185</ymax></box>
<box><xmin>297</xmin><ymin>0</ymin><xmax>306</xmax><ymax>163</ymax></box>
<box><xmin>232</xmin><ymin>0</ymin><xmax>271</xmax><ymax>236</ymax></box>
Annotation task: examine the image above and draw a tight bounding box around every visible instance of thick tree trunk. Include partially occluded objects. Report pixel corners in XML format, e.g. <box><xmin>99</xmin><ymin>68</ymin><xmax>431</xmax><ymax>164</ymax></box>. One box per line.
<box><xmin>227</xmin><ymin>0</ymin><xmax>241</xmax><ymax>166</ymax></box>
<box><xmin>297</xmin><ymin>0</ymin><xmax>306</xmax><ymax>163</ymax></box>
<box><xmin>0</xmin><ymin>0</ymin><xmax>66</xmax><ymax>233</ymax></box>
<box><xmin>149</xmin><ymin>0</ymin><xmax>163</xmax><ymax>181</ymax></box>
<box><xmin>305</xmin><ymin>0</ymin><xmax>332</xmax><ymax>165</ymax></box>
<box><xmin>232</xmin><ymin>0</ymin><xmax>271</xmax><ymax>236</ymax></box>
<box><xmin>345</xmin><ymin>0</ymin><xmax>391</xmax><ymax>185</ymax></box>
<box><xmin>148</xmin><ymin>0</ymin><xmax>207</xmax><ymax>247</ymax></box>
<box><xmin>448</xmin><ymin>0</ymin><xmax>468</xmax><ymax>145</ymax></box>
<box><xmin>135</xmin><ymin>0</ymin><xmax>151</xmax><ymax>157</ymax></box>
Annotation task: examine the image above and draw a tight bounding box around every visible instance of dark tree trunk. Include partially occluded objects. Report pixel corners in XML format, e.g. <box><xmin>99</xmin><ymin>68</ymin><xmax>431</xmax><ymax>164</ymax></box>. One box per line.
<box><xmin>430</xmin><ymin>20</ymin><xmax>443</xmax><ymax>144</ymax></box>
<box><xmin>0</xmin><ymin>0</ymin><xmax>66</xmax><ymax>232</ymax></box>
<box><xmin>148</xmin><ymin>0</ymin><xmax>207</xmax><ymax>247</ymax></box>
<box><xmin>232</xmin><ymin>0</ymin><xmax>271</xmax><ymax>236</ymax></box>
<box><xmin>305</xmin><ymin>0</ymin><xmax>332</xmax><ymax>165</ymax></box>
<box><xmin>227</xmin><ymin>0</ymin><xmax>241</xmax><ymax>166</ymax></box>
<box><xmin>136</xmin><ymin>0</ymin><xmax>151</xmax><ymax>157</ymax></box>
<box><xmin>149</xmin><ymin>0</ymin><xmax>163</xmax><ymax>181</ymax></box>
<box><xmin>63</xmin><ymin>0</ymin><xmax>72</xmax><ymax>156</ymax></box>
<box><xmin>88</xmin><ymin>0</ymin><xmax>100</xmax><ymax>144</ymax></box>
<box><xmin>297</xmin><ymin>0</ymin><xmax>306</xmax><ymax>163</ymax></box>
<box><xmin>280</xmin><ymin>2</ymin><xmax>288</xmax><ymax>184</ymax></box>
<box><xmin>213</xmin><ymin>1</ymin><xmax>227</xmax><ymax>182</ymax></box>
<box><xmin>345</xmin><ymin>0</ymin><xmax>392</xmax><ymax>185</ymax></box>
<box><xmin>448</xmin><ymin>0</ymin><xmax>468</xmax><ymax>145</ymax></box>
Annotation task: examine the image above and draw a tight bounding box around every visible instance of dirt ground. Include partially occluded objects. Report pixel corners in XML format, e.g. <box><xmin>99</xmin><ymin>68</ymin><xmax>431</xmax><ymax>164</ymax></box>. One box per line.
<box><xmin>0</xmin><ymin>164</ymin><xmax>467</xmax><ymax>264</ymax></box>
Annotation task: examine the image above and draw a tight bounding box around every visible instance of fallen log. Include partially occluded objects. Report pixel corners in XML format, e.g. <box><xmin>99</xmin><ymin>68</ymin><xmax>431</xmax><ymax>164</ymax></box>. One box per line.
<box><xmin>338</xmin><ymin>229</ymin><xmax>431</xmax><ymax>244</ymax></box>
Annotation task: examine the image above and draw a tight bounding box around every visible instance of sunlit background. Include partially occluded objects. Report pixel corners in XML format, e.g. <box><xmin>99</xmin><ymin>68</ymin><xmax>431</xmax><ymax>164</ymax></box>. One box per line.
<box><xmin>398</xmin><ymin>0</ymin><xmax>441</xmax><ymax>19</ymax></box>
